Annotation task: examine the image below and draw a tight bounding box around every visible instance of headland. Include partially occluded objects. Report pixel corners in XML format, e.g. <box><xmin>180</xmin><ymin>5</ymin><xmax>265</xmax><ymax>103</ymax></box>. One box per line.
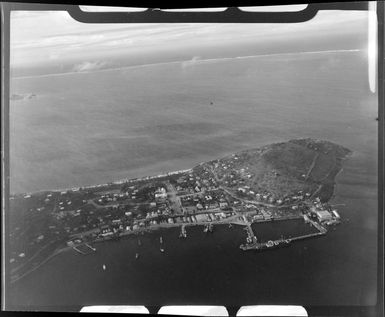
<box><xmin>8</xmin><ymin>138</ymin><xmax>351</xmax><ymax>283</ymax></box>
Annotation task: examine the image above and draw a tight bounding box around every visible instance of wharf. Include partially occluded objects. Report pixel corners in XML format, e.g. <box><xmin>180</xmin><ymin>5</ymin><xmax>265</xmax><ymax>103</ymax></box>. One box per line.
<box><xmin>240</xmin><ymin>219</ymin><xmax>327</xmax><ymax>251</ymax></box>
<box><xmin>73</xmin><ymin>243</ymin><xmax>96</xmax><ymax>255</ymax></box>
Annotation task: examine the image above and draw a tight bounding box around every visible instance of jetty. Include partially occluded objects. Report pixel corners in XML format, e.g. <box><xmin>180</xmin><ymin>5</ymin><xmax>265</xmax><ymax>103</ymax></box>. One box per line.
<box><xmin>240</xmin><ymin>219</ymin><xmax>327</xmax><ymax>251</ymax></box>
<box><xmin>179</xmin><ymin>225</ymin><xmax>187</xmax><ymax>238</ymax></box>
<box><xmin>73</xmin><ymin>243</ymin><xmax>96</xmax><ymax>255</ymax></box>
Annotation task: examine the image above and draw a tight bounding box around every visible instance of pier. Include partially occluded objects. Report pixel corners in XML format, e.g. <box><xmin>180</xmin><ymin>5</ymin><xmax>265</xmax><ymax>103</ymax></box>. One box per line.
<box><xmin>73</xmin><ymin>243</ymin><xmax>97</xmax><ymax>255</ymax></box>
<box><xmin>244</xmin><ymin>223</ymin><xmax>257</xmax><ymax>244</ymax></box>
<box><xmin>287</xmin><ymin>230</ymin><xmax>326</xmax><ymax>242</ymax></box>
<box><xmin>240</xmin><ymin>219</ymin><xmax>327</xmax><ymax>251</ymax></box>
<box><xmin>179</xmin><ymin>225</ymin><xmax>187</xmax><ymax>238</ymax></box>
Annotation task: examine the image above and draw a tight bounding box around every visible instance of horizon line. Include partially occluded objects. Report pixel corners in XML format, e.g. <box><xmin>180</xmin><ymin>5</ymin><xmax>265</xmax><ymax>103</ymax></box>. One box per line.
<box><xmin>11</xmin><ymin>48</ymin><xmax>362</xmax><ymax>80</ymax></box>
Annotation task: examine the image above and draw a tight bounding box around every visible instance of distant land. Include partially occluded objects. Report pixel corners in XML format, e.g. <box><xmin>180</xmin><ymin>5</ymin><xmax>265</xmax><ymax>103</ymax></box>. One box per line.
<box><xmin>9</xmin><ymin>138</ymin><xmax>351</xmax><ymax>283</ymax></box>
<box><xmin>10</xmin><ymin>93</ymin><xmax>37</xmax><ymax>101</ymax></box>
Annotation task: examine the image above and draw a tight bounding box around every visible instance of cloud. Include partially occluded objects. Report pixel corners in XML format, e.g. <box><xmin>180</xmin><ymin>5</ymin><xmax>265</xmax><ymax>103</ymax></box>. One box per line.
<box><xmin>181</xmin><ymin>56</ymin><xmax>201</xmax><ymax>69</ymax></box>
<box><xmin>10</xmin><ymin>9</ymin><xmax>368</xmax><ymax>67</ymax></box>
<box><xmin>72</xmin><ymin>61</ymin><xmax>108</xmax><ymax>72</ymax></box>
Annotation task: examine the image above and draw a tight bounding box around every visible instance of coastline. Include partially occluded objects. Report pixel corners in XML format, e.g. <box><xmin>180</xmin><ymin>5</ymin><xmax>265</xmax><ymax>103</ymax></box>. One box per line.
<box><xmin>10</xmin><ymin>138</ymin><xmax>352</xmax><ymax>197</ymax></box>
<box><xmin>10</xmin><ymin>213</ymin><xmax>306</xmax><ymax>284</ymax></box>
<box><xmin>9</xmin><ymin>138</ymin><xmax>351</xmax><ymax>284</ymax></box>
<box><xmin>10</xmin><ymin>168</ymin><xmax>193</xmax><ymax>197</ymax></box>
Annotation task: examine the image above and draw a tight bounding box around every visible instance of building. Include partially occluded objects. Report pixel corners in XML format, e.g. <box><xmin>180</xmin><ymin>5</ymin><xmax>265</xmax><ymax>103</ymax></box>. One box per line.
<box><xmin>155</xmin><ymin>187</ymin><xmax>167</xmax><ymax>200</ymax></box>
<box><xmin>316</xmin><ymin>210</ymin><xmax>332</xmax><ymax>222</ymax></box>
<box><xmin>331</xmin><ymin>210</ymin><xmax>341</xmax><ymax>219</ymax></box>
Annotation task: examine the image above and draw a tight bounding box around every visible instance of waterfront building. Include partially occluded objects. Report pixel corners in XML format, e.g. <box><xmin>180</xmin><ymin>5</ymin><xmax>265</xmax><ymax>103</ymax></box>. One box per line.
<box><xmin>316</xmin><ymin>210</ymin><xmax>333</xmax><ymax>222</ymax></box>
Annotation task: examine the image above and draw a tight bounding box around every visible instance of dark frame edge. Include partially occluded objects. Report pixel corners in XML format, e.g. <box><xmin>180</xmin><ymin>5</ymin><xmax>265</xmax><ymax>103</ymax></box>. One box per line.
<box><xmin>0</xmin><ymin>2</ymin><xmax>383</xmax><ymax>316</ymax></box>
<box><xmin>1</xmin><ymin>1</ymin><xmax>11</xmax><ymax>312</ymax></box>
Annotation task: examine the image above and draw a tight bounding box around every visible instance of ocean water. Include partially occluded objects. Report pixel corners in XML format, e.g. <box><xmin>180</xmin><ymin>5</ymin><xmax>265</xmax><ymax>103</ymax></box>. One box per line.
<box><xmin>10</xmin><ymin>51</ymin><xmax>376</xmax><ymax>194</ymax></box>
<box><xmin>8</xmin><ymin>51</ymin><xmax>378</xmax><ymax>310</ymax></box>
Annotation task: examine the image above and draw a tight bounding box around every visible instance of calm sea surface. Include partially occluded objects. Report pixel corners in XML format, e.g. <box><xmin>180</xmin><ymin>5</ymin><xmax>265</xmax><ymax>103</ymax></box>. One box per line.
<box><xmin>9</xmin><ymin>51</ymin><xmax>378</xmax><ymax>310</ymax></box>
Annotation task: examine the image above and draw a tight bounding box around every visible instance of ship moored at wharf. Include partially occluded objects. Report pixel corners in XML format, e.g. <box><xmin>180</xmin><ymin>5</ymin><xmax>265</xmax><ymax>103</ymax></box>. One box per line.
<box><xmin>240</xmin><ymin>238</ymin><xmax>291</xmax><ymax>251</ymax></box>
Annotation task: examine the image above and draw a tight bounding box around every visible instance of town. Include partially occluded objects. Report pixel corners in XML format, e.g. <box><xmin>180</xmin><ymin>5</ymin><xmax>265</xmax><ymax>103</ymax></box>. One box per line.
<box><xmin>9</xmin><ymin>138</ymin><xmax>350</xmax><ymax>282</ymax></box>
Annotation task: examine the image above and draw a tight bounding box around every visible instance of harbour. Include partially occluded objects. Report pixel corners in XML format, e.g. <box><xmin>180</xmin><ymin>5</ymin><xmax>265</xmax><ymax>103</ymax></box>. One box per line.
<box><xmin>241</xmin><ymin>219</ymin><xmax>327</xmax><ymax>251</ymax></box>
<box><xmin>11</xmin><ymin>217</ymin><xmax>375</xmax><ymax>309</ymax></box>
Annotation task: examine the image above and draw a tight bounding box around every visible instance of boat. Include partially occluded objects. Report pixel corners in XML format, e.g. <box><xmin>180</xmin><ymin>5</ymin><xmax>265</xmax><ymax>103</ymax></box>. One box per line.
<box><xmin>261</xmin><ymin>239</ymin><xmax>291</xmax><ymax>251</ymax></box>
<box><xmin>240</xmin><ymin>238</ymin><xmax>291</xmax><ymax>251</ymax></box>
<box><xmin>135</xmin><ymin>253</ymin><xmax>139</xmax><ymax>260</ymax></box>
<box><xmin>228</xmin><ymin>223</ymin><xmax>233</xmax><ymax>228</ymax></box>
<box><xmin>160</xmin><ymin>247</ymin><xmax>165</xmax><ymax>253</ymax></box>
<box><xmin>102</xmin><ymin>264</ymin><xmax>106</xmax><ymax>270</ymax></box>
<box><xmin>160</xmin><ymin>236</ymin><xmax>163</xmax><ymax>244</ymax></box>
<box><xmin>179</xmin><ymin>225</ymin><xmax>187</xmax><ymax>238</ymax></box>
<box><xmin>208</xmin><ymin>223</ymin><xmax>214</xmax><ymax>233</ymax></box>
<box><xmin>203</xmin><ymin>225</ymin><xmax>208</xmax><ymax>233</ymax></box>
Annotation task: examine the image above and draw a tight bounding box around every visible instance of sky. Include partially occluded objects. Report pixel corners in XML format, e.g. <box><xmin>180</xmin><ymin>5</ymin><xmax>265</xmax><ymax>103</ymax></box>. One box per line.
<box><xmin>10</xmin><ymin>5</ymin><xmax>369</xmax><ymax>72</ymax></box>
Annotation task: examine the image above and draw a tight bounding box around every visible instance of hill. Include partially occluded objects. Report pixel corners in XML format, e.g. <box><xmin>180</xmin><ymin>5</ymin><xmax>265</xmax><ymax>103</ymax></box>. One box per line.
<box><xmin>199</xmin><ymin>138</ymin><xmax>351</xmax><ymax>203</ymax></box>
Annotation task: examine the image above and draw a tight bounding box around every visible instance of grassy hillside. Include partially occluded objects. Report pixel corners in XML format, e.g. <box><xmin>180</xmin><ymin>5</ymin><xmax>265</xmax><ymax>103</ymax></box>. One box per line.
<box><xmin>207</xmin><ymin>138</ymin><xmax>351</xmax><ymax>201</ymax></box>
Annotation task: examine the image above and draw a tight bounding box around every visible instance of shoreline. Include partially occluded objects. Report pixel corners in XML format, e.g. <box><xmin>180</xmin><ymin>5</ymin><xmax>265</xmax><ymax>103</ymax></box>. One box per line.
<box><xmin>10</xmin><ymin>168</ymin><xmax>193</xmax><ymax>197</ymax></box>
<box><xmin>9</xmin><ymin>138</ymin><xmax>351</xmax><ymax>283</ymax></box>
<box><xmin>10</xmin><ymin>215</ymin><xmax>305</xmax><ymax>283</ymax></box>
<box><xmin>10</xmin><ymin>139</ymin><xmax>352</xmax><ymax>197</ymax></box>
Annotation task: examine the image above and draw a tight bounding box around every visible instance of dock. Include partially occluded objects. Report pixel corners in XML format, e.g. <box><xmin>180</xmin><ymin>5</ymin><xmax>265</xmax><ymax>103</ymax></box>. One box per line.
<box><xmin>240</xmin><ymin>219</ymin><xmax>327</xmax><ymax>251</ymax></box>
<box><xmin>73</xmin><ymin>246</ymin><xmax>85</xmax><ymax>254</ymax></box>
<box><xmin>179</xmin><ymin>225</ymin><xmax>187</xmax><ymax>238</ymax></box>
<box><xmin>244</xmin><ymin>223</ymin><xmax>257</xmax><ymax>244</ymax></box>
<box><xmin>73</xmin><ymin>243</ymin><xmax>97</xmax><ymax>255</ymax></box>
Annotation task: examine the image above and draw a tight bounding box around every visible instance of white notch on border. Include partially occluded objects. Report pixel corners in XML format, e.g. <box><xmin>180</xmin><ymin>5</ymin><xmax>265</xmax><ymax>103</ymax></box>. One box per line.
<box><xmin>368</xmin><ymin>1</ymin><xmax>377</xmax><ymax>93</ymax></box>
<box><xmin>161</xmin><ymin>8</ymin><xmax>228</xmax><ymax>12</ymax></box>
<box><xmin>80</xmin><ymin>305</ymin><xmax>149</xmax><ymax>313</ymax></box>
<box><xmin>158</xmin><ymin>305</ymin><xmax>229</xmax><ymax>316</ymax></box>
<box><xmin>237</xmin><ymin>305</ymin><xmax>308</xmax><ymax>316</ymax></box>
<box><xmin>239</xmin><ymin>5</ymin><xmax>308</xmax><ymax>12</ymax></box>
<box><xmin>79</xmin><ymin>6</ymin><xmax>147</xmax><ymax>12</ymax></box>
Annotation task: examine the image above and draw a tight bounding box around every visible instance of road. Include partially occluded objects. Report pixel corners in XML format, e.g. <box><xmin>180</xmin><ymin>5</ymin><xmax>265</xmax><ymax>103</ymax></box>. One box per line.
<box><xmin>165</xmin><ymin>181</ymin><xmax>182</xmax><ymax>214</ymax></box>
<box><xmin>305</xmin><ymin>153</ymin><xmax>320</xmax><ymax>180</ymax></box>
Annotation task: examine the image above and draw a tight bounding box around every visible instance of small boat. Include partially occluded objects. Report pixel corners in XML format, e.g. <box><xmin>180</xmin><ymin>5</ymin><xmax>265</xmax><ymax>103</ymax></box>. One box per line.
<box><xmin>135</xmin><ymin>253</ymin><xmax>139</xmax><ymax>259</ymax></box>
<box><xmin>228</xmin><ymin>223</ymin><xmax>233</xmax><ymax>228</ymax></box>
<box><xmin>160</xmin><ymin>236</ymin><xmax>163</xmax><ymax>244</ymax></box>
<box><xmin>179</xmin><ymin>226</ymin><xmax>187</xmax><ymax>238</ymax></box>
<box><xmin>203</xmin><ymin>225</ymin><xmax>208</xmax><ymax>233</ymax></box>
<box><xmin>160</xmin><ymin>247</ymin><xmax>165</xmax><ymax>253</ymax></box>
<box><xmin>102</xmin><ymin>264</ymin><xmax>106</xmax><ymax>270</ymax></box>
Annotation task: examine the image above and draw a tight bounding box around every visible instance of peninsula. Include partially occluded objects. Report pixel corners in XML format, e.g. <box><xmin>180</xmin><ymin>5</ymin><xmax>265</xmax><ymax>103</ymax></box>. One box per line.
<box><xmin>9</xmin><ymin>138</ymin><xmax>351</xmax><ymax>282</ymax></box>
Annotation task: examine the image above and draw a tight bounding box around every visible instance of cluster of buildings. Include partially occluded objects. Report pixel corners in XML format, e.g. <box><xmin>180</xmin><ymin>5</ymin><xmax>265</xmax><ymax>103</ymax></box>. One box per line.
<box><xmin>180</xmin><ymin>190</ymin><xmax>230</xmax><ymax>214</ymax></box>
<box><xmin>172</xmin><ymin>170</ymin><xmax>218</xmax><ymax>195</ymax></box>
<box><xmin>96</xmin><ymin>191</ymin><xmax>130</xmax><ymax>205</ymax></box>
<box><xmin>236</xmin><ymin>185</ymin><xmax>312</xmax><ymax>206</ymax></box>
<box><xmin>307</xmin><ymin>198</ymin><xmax>341</xmax><ymax>225</ymax></box>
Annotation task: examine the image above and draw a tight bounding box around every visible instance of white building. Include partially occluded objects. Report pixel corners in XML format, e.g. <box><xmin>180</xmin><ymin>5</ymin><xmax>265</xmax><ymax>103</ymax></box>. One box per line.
<box><xmin>155</xmin><ymin>187</ymin><xmax>167</xmax><ymax>200</ymax></box>
<box><xmin>316</xmin><ymin>210</ymin><xmax>332</xmax><ymax>222</ymax></box>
